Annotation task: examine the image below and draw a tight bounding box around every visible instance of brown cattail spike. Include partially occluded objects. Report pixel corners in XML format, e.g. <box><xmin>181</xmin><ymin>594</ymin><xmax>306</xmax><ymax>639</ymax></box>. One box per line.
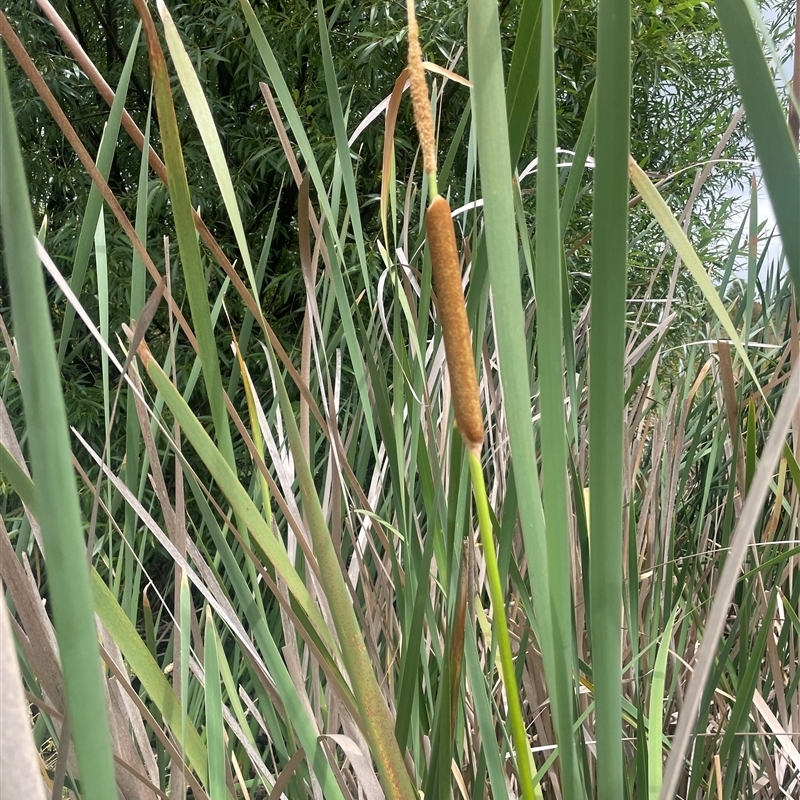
<box><xmin>426</xmin><ymin>196</ymin><xmax>484</xmax><ymax>452</ymax></box>
<box><xmin>407</xmin><ymin>0</ymin><xmax>437</xmax><ymax>179</ymax></box>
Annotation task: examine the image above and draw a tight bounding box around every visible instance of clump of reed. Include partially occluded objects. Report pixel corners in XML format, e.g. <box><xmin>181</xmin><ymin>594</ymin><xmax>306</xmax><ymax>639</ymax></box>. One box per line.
<box><xmin>2</xmin><ymin>0</ymin><xmax>798</xmax><ymax>798</ymax></box>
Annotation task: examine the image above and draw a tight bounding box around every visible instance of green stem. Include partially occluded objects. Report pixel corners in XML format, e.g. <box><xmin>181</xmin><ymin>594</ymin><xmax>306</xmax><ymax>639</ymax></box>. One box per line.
<box><xmin>468</xmin><ymin>450</ymin><xmax>541</xmax><ymax>800</ymax></box>
<box><xmin>428</xmin><ymin>171</ymin><xmax>438</xmax><ymax>200</ymax></box>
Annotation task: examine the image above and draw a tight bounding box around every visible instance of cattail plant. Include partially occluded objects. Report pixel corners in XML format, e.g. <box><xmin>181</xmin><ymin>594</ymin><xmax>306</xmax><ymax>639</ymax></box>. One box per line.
<box><xmin>406</xmin><ymin>3</ymin><xmax>537</xmax><ymax>798</ymax></box>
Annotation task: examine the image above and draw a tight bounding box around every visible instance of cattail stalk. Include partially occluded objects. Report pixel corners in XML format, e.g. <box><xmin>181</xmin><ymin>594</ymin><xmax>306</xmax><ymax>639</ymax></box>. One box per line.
<box><xmin>407</xmin><ymin>0</ymin><xmax>483</xmax><ymax>452</ymax></box>
<box><xmin>406</xmin><ymin>6</ymin><xmax>536</xmax><ymax>798</ymax></box>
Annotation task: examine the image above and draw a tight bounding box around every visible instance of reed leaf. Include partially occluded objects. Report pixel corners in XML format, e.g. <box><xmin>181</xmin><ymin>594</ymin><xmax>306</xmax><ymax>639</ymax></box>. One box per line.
<box><xmin>0</xmin><ymin>50</ymin><xmax>118</xmax><ymax>800</ymax></box>
<box><xmin>589</xmin><ymin>0</ymin><xmax>631</xmax><ymax>795</ymax></box>
<box><xmin>716</xmin><ymin>0</ymin><xmax>800</xmax><ymax>293</ymax></box>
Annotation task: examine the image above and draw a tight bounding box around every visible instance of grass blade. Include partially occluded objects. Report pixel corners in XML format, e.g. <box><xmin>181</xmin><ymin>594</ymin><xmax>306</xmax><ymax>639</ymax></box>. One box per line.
<box><xmin>629</xmin><ymin>157</ymin><xmax>763</xmax><ymax>391</ymax></box>
<box><xmin>157</xmin><ymin>1</ymin><xmax>261</xmax><ymax>309</ymax></box>
<box><xmin>647</xmin><ymin>605</ymin><xmax>678</xmax><ymax>800</ymax></box>
<box><xmin>535</xmin><ymin>0</ymin><xmax>584</xmax><ymax>794</ymax></box>
<box><xmin>56</xmin><ymin>22</ymin><xmax>141</xmax><ymax>365</ymax></box>
<box><xmin>134</xmin><ymin>0</ymin><xmax>235</xmax><ymax>467</ymax></box>
<box><xmin>0</xmin><ymin>50</ymin><xmax>117</xmax><ymax>800</ymax></box>
<box><xmin>90</xmin><ymin>569</ymin><xmax>209</xmax><ymax>788</ymax></box>
<box><xmin>204</xmin><ymin>607</ymin><xmax>227</xmax><ymax>800</ymax></box>
<box><xmin>467</xmin><ymin>0</ymin><xmax>559</xmax><ymax>793</ymax></box>
<box><xmin>506</xmin><ymin>0</ymin><xmax>544</xmax><ymax>167</ymax></box>
<box><xmin>315</xmin><ymin>0</ymin><xmax>371</xmax><ymax>301</ymax></box>
<box><xmin>589</xmin><ymin>0</ymin><xmax>631</xmax><ymax>794</ymax></box>
<box><xmin>716</xmin><ymin>0</ymin><xmax>800</xmax><ymax>292</ymax></box>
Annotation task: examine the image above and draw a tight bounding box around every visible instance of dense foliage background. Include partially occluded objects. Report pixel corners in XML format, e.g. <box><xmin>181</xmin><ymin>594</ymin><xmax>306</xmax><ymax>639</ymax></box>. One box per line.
<box><xmin>3</xmin><ymin>0</ymin><xmax>762</xmax><ymax>376</ymax></box>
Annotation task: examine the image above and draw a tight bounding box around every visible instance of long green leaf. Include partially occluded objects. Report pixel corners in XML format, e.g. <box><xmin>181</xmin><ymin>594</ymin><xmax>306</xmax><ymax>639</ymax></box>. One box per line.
<box><xmin>123</xmin><ymin>91</ymin><xmax>153</xmax><ymax>624</ymax></box>
<box><xmin>589</xmin><ymin>0</ymin><xmax>631</xmax><ymax>795</ymax></box>
<box><xmin>535</xmin><ymin>0</ymin><xmax>584</xmax><ymax>794</ymax></box>
<box><xmin>506</xmin><ymin>0</ymin><xmax>565</xmax><ymax>169</ymax></box>
<box><xmin>57</xmin><ymin>23</ymin><xmax>141</xmax><ymax>365</ymax></box>
<box><xmin>647</xmin><ymin>605</ymin><xmax>679</xmax><ymax>800</ymax></box>
<box><xmin>203</xmin><ymin>608</ymin><xmax>227</xmax><ymax>800</ymax></box>
<box><xmin>157</xmin><ymin>1</ymin><xmax>261</xmax><ymax>310</ymax></box>
<box><xmin>134</xmin><ymin>0</ymin><xmax>235</xmax><ymax>467</ymax></box>
<box><xmin>506</xmin><ymin>0</ymin><xmax>543</xmax><ymax>168</ymax></box>
<box><xmin>0</xmin><ymin>50</ymin><xmax>118</xmax><ymax>800</ymax></box>
<box><xmin>715</xmin><ymin>0</ymin><xmax>800</xmax><ymax>293</ymax></box>
<box><xmin>629</xmin><ymin>158</ymin><xmax>762</xmax><ymax>391</ymax></box>
<box><xmin>315</xmin><ymin>0</ymin><xmax>371</xmax><ymax>301</ymax></box>
<box><xmin>90</xmin><ymin>569</ymin><xmax>209</xmax><ymax>787</ymax></box>
<box><xmin>467</xmin><ymin>0</ymin><xmax>566</xmax><ymax>795</ymax></box>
